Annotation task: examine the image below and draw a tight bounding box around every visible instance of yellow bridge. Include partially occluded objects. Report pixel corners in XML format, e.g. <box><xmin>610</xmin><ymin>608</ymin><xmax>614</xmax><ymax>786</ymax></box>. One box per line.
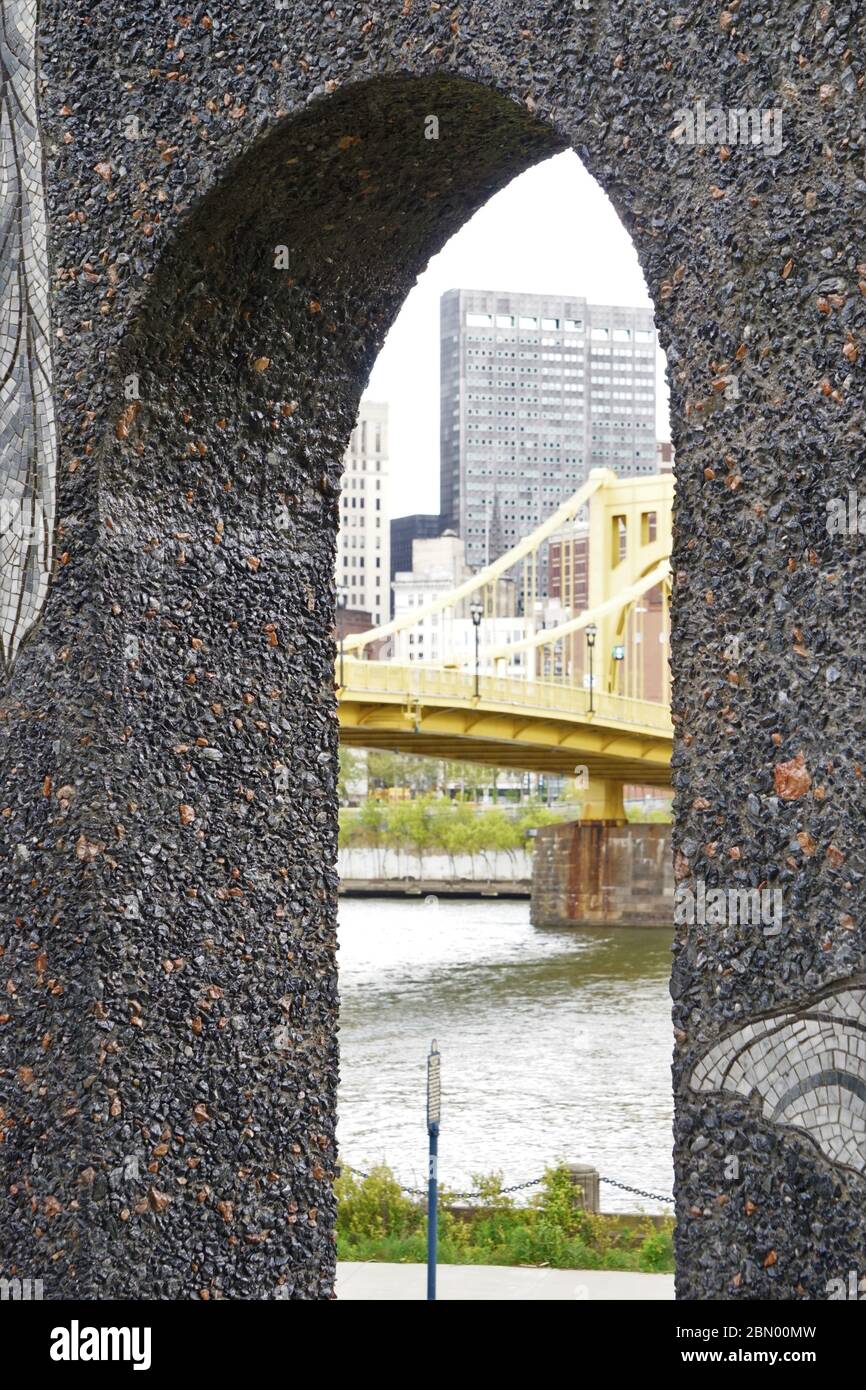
<box><xmin>338</xmin><ymin>469</ymin><xmax>673</xmax><ymax>819</ymax></box>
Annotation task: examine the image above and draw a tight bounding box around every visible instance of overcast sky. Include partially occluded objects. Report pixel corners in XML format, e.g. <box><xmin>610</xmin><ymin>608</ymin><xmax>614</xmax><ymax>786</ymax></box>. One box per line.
<box><xmin>365</xmin><ymin>148</ymin><xmax>672</xmax><ymax>520</ymax></box>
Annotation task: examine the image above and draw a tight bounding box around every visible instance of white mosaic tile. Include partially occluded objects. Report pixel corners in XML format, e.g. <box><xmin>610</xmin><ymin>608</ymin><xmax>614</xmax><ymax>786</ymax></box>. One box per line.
<box><xmin>0</xmin><ymin>0</ymin><xmax>55</xmax><ymax>673</ymax></box>
<box><xmin>689</xmin><ymin>986</ymin><xmax>866</xmax><ymax>1175</ymax></box>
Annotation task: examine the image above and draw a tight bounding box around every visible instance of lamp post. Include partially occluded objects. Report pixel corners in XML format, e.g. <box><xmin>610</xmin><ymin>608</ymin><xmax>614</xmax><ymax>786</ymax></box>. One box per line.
<box><xmin>586</xmin><ymin>622</ymin><xmax>597</xmax><ymax>714</ymax></box>
<box><xmin>612</xmin><ymin>642</ymin><xmax>625</xmax><ymax>696</ymax></box>
<box><xmin>337</xmin><ymin>589</ymin><xmax>348</xmax><ymax>689</ymax></box>
<box><xmin>426</xmin><ymin>1040</ymin><xmax>441</xmax><ymax>1302</ymax></box>
<box><xmin>470</xmin><ymin>601</ymin><xmax>483</xmax><ymax>699</ymax></box>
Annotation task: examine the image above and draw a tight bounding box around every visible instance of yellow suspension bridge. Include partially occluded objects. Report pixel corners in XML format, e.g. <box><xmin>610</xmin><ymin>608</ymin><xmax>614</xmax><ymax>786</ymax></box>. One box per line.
<box><xmin>337</xmin><ymin>469</ymin><xmax>673</xmax><ymax>820</ymax></box>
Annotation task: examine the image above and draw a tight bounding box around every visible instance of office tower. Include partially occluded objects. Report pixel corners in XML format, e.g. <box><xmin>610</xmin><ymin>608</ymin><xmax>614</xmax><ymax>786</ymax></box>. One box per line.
<box><xmin>337</xmin><ymin>400</ymin><xmax>390</xmax><ymax>627</ymax></box>
<box><xmin>440</xmin><ymin>288</ymin><xmax>657</xmax><ymax>584</ymax></box>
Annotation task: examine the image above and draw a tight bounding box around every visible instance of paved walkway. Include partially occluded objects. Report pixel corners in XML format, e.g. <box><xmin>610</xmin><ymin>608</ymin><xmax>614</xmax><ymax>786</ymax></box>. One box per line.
<box><xmin>336</xmin><ymin>1262</ymin><xmax>674</xmax><ymax>1301</ymax></box>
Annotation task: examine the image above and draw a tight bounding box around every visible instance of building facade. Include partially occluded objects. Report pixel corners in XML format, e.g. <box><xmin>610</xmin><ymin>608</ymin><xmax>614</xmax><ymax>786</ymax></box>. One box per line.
<box><xmin>440</xmin><ymin>288</ymin><xmax>657</xmax><ymax>582</ymax></box>
<box><xmin>391</xmin><ymin>532</ymin><xmax>522</xmax><ymax>669</ymax></box>
<box><xmin>338</xmin><ymin>400</ymin><xmax>390</xmax><ymax>626</ymax></box>
<box><xmin>656</xmin><ymin>440</ymin><xmax>674</xmax><ymax>473</ymax></box>
<box><xmin>389</xmin><ymin>512</ymin><xmax>442</xmax><ymax>615</ymax></box>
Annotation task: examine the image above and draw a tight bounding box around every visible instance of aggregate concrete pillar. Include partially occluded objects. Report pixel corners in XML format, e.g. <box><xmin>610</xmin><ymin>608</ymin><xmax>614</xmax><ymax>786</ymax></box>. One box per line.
<box><xmin>0</xmin><ymin>0</ymin><xmax>863</xmax><ymax>1301</ymax></box>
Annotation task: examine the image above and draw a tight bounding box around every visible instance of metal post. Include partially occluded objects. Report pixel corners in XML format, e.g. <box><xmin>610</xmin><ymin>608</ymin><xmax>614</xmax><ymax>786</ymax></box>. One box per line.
<box><xmin>426</xmin><ymin>1040</ymin><xmax>441</xmax><ymax>1302</ymax></box>
<box><xmin>586</xmin><ymin>621</ymin><xmax>597</xmax><ymax>714</ymax></box>
<box><xmin>470</xmin><ymin>601</ymin><xmax>482</xmax><ymax>700</ymax></box>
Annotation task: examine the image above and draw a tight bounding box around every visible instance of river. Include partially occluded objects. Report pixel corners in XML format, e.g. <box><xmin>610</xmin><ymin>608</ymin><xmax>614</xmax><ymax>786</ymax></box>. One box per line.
<box><xmin>337</xmin><ymin>896</ymin><xmax>674</xmax><ymax>1212</ymax></box>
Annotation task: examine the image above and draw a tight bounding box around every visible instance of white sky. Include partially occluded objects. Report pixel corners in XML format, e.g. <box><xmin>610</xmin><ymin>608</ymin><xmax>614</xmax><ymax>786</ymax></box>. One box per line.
<box><xmin>365</xmin><ymin>149</ymin><xmax>671</xmax><ymax>520</ymax></box>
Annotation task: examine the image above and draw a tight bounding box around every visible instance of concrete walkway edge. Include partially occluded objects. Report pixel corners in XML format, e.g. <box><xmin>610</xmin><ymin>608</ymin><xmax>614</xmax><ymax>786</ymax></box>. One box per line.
<box><xmin>336</xmin><ymin>1261</ymin><xmax>674</xmax><ymax>1301</ymax></box>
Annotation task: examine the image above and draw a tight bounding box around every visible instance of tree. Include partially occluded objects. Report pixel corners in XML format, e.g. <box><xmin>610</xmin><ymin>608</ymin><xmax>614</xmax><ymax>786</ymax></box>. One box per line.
<box><xmin>399</xmin><ymin>799</ymin><xmax>442</xmax><ymax>876</ymax></box>
<box><xmin>338</xmin><ymin>747</ymin><xmax>366</xmax><ymax>804</ymax></box>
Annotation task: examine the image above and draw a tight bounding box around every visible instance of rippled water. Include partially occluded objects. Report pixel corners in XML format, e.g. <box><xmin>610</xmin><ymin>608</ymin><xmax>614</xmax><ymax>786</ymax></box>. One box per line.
<box><xmin>337</xmin><ymin>897</ymin><xmax>674</xmax><ymax>1211</ymax></box>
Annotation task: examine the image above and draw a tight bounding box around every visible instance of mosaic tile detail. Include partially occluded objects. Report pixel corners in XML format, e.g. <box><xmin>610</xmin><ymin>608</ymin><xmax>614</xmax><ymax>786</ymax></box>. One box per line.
<box><xmin>689</xmin><ymin>987</ymin><xmax>866</xmax><ymax>1174</ymax></box>
<box><xmin>0</xmin><ymin>0</ymin><xmax>55</xmax><ymax>675</ymax></box>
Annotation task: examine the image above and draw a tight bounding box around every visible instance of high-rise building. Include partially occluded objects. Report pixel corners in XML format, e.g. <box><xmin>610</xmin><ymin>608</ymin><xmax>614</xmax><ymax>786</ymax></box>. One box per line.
<box><xmin>440</xmin><ymin>288</ymin><xmax>657</xmax><ymax>582</ymax></box>
<box><xmin>389</xmin><ymin>513</ymin><xmax>442</xmax><ymax>615</ymax></box>
<box><xmin>337</xmin><ymin>400</ymin><xmax>390</xmax><ymax>627</ymax></box>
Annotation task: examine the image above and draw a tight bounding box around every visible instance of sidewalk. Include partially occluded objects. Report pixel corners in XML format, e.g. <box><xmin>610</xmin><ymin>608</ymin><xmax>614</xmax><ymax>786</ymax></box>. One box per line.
<box><xmin>336</xmin><ymin>1262</ymin><xmax>674</xmax><ymax>1301</ymax></box>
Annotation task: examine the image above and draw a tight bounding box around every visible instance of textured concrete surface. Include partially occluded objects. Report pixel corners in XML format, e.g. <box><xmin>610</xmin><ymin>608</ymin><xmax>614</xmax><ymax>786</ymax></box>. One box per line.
<box><xmin>0</xmin><ymin>0</ymin><xmax>863</xmax><ymax>1302</ymax></box>
<box><xmin>336</xmin><ymin>1262</ymin><xmax>675</xmax><ymax>1302</ymax></box>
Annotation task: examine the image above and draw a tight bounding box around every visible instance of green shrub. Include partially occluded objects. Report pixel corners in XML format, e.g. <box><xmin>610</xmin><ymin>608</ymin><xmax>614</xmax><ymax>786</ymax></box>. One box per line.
<box><xmin>335</xmin><ymin>1164</ymin><xmax>422</xmax><ymax>1244</ymax></box>
<box><xmin>638</xmin><ymin>1228</ymin><xmax>675</xmax><ymax>1272</ymax></box>
<box><xmin>336</xmin><ymin>1163</ymin><xmax>674</xmax><ymax>1273</ymax></box>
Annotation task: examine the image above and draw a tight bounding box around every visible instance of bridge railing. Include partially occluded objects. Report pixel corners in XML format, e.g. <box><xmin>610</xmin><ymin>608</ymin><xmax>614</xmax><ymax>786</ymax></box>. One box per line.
<box><xmin>338</xmin><ymin>657</ymin><xmax>672</xmax><ymax>737</ymax></box>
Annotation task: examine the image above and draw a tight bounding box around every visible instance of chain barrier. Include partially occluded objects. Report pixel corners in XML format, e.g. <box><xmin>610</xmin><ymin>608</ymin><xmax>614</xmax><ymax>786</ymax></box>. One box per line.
<box><xmin>342</xmin><ymin>1164</ymin><xmax>673</xmax><ymax>1206</ymax></box>
<box><xmin>600</xmin><ymin>1175</ymin><xmax>675</xmax><ymax>1206</ymax></box>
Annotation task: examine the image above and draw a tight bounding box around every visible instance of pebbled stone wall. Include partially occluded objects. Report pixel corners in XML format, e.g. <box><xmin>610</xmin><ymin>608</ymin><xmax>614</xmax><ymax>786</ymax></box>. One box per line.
<box><xmin>0</xmin><ymin>0</ymin><xmax>863</xmax><ymax>1300</ymax></box>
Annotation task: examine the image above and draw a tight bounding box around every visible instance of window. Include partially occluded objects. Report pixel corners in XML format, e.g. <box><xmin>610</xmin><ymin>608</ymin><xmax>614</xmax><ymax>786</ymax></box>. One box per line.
<box><xmin>467</xmin><ymin>312</ymin><xmax>493</xmax><ymax>327</ymax></box>
<box><xmin>591</xmin><ymin>327</ymin><xmax>609</xmax><ymax>341</ymax></box>
<box><xmin>518</xmin><ymin>315</ymin><xmax>538</xmax><ymax>329</ymax></box>
<box><xmin>613</xmin><ymin>327</ymin><xmax>632</xmax><ymax>342</ymax></box>
<box><xmin>496</xmin><ymin>313</ymin><xmax>515</xmax><ymax>328</ymax></box>
<box><xmin>541</xmin><ymin>316</ymin><xmax>560</xmax><ymax>330</ymax></box>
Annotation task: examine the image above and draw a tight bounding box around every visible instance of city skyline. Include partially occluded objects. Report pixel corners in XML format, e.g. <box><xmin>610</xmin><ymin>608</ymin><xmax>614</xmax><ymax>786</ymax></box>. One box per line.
<box><xmin>439</xmin><ymin>287</ymin><xmax>657</xmax><ymax>583</ymax></box>
<box><xmin>365</xmin><ymin>150</ymin><xmax>671</xmax><ymax>520</ymax></box>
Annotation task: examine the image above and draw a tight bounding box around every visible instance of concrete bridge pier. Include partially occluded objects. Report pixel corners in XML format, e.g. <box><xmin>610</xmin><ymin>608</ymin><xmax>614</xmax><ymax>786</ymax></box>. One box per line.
<box><xmin>532</xmin><ymin>818</ymin><xmax>674</xmax><ymax>931</ymax></box>
<box><xmin>576</xmin><ymin>780</ymin><xmax>627</xmax><ymax>826</ymax></box>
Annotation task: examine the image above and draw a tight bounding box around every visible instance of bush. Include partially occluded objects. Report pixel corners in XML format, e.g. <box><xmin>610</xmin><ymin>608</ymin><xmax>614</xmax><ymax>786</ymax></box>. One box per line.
<box><xmin>335</xmin><ymin>1164</ymin><xmax>423</xmax><ymax>1244</ymax></box>
<box><xmin>336</xmin><ymin>1163</ymin><xmax>674</xmax><ymax>1273</ymax></box>
<box><xmin>638</xmin><ymin>1228</ymin><xmax>675</xmax><ymax>1272</ymax></box>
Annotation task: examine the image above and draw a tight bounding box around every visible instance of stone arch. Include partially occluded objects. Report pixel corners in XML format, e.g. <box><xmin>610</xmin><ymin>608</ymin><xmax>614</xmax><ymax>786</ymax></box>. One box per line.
<box><xmin>2</xmin><ymin>2</ymin><xmax>864</xmax><ymax>1302</ymax></box>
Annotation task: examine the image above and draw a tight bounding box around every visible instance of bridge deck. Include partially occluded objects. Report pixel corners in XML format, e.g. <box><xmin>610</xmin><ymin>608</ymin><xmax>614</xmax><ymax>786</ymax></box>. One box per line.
<box><xmin>338</xmin><ymin>660</ymin><xmax>672</xmax><ymax>781</ymax></box>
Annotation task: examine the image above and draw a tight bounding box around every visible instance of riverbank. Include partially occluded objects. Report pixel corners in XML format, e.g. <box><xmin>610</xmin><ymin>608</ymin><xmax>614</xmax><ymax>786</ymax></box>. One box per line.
<box><xmin>340</xmin><ymin>877</ymin><xmax>530</xmax><ymax>898</ymax></box>
<box><xmin>337</xmin><ymin>1165</ymin><xmax>675</xmax><ymax>1273</ymax></box>
<box><xmin>338</xmin><ymin>843</ymin><xmax>534</xmax><ymax>893</ymax></box>
<box><xmin>338</xmin><ymin>898</ymin><xmax>674</xmax><ymax>1210</ymax></box>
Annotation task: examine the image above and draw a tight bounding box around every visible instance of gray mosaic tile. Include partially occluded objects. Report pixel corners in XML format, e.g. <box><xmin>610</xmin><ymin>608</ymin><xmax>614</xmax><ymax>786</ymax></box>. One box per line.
<box><xmin>689</xmin><ymin>988</ymin><xmax>866</xmax><ymax>1175</ymax></box>
<box><xmin>0</xmin><ymin>0</ymin><xmax>55</xmax><ymax>671</ymax></box>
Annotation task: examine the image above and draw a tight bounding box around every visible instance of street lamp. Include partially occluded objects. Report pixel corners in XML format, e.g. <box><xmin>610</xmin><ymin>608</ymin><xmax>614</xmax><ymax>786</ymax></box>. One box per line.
<box><xmin>470</xmin><ymin>601</ymin><xmax>483</xmax><ymax>699</ymax></box>
<box><xmin>426</xmin><ymin>1040</ymin><xmax>441</xmax><ymax>1302</ymax></box>
<box><xmin>586</xmin><ymin>622</ymin><xmax>597</xmax><ymax>714</ymax></box>
<box><xmin>337</xmin><ymin>589</ymin><xmax>348</xmax><ymax>689</ymax></box>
